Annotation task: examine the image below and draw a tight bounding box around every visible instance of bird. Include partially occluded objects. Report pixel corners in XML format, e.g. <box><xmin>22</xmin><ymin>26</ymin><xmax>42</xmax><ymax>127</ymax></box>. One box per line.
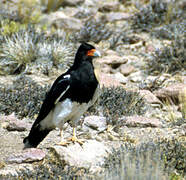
<box><xmin>23</xmin><ymin>43</ymin><xmax>101</xmax><ymax>149</ymax></box>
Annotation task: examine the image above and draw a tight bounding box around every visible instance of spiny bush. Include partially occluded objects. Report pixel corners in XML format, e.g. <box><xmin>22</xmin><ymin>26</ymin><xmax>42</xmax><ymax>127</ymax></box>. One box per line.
<box><xmin>0</xmin><ymin>28</ymin><xmax>75</xmax><ymax>75</ymax></box>
<box><xmin>131</xmin><ymin>0</ymin><xmax>168</xmax><ymax>32</ymax></box>
<box><xmin>36</xmin><ymin>31</ymin><xmax>75</xmax><ymax>70</ymax></box>
<box><xmin>146</xmin><ymin>36</ymin><xmax>185</xmax><ymax>75</ymax></box>
<box><xmin>88</xmin><ymin>86</ymin><xmax>148</xmax><ymax>125</ymax></box>
<box><xmin>151</xmin><ymin>21</ymin><xmax>185</xmax><ymax>40</ymax></box>
<box><xmin>0</xmin><ymin>75</ymin><xmax>50</xmax><ymax>119</ymax></box>
<box><xmin>0</xmin><ymin>30</ymin><xmax>38</xmax><ymax>74</ymax></box>
<box><xmin>73</xmin><ymin>17</ymin><xmax>112</xmax><ymax>44</ymax></box>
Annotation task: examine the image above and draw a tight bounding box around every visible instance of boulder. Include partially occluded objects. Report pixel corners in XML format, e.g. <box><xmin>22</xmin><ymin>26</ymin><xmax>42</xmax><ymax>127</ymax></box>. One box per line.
<box><xmin>120</xmin><ymin>64</ymin><xmax>135</xmax><ymax>76</ymax></box>
<box><xmin>6</xmin><ymin>148</ymin><xmax>46</xmax><ymax>164</ymax></box>
<box><xmin>51</xmin><ymin>140</ymin><xmax>110</xmax><ymax>172</ymax></box>
<box><xmin>1</xmin><ymin>114</ymin><xmax>31</xmax><ymax>132</ymax></box>
<box><xmin>153</xmin><ymin>83</ymin><xmax>186</xmax><ymax>104</ymax></box>
<box><xmin>119</xmin><ymin>116</ymin><xmax>162</xmax><ymax>128</ymax></box>
<box><xmin>83</xmin><ymin>116</ymin><xmax>107</xmax><ymax>132</ymax></box>
<box><xmin>106</xmin><ymin>12</ymin><xmax>131</xmax><ymax>22</ymax></box>
<box><xmin>139</xmin><ymin>90</ymin><xmax>162</xmax><ymax>105</ymax></box>
<box><xmin>98</xmin><ymin>2</ymin><xmax>120</xmax><ymax>12</ymax></box>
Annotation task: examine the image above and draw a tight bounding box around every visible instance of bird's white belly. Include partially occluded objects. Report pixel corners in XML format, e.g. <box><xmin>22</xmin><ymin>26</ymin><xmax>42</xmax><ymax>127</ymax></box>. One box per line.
<box><xmin>40</xmin><ymin>98</ymin><xmax>89</xmax><ymax>130</ymax></box>
<box><xmin>53</xmin><ymin>98</ymin><xmax>89</xmax><ymax>128</ymax></box>
<box><xmin>40</xmin><ymin>85</ymin><xmax>100</xmax><ymax>130</ymax></box>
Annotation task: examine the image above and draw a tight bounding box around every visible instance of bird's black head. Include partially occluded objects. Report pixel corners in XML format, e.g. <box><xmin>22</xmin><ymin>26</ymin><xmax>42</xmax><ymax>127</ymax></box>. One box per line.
<box><xmin>74</xmin><ymin>43</ymin><xmax>101</xmax><ymax>66</ymax></box>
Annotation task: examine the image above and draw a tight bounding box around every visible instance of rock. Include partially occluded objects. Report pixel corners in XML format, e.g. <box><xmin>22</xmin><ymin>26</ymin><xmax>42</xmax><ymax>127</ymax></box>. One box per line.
<box><xmin>101</xmin><ymin>64</ymin><xmax>112</xmax><ymax>73</ymax></box>
<box><xmin>98</xmin><ymin>2</ymin><xmax>119</xmax><ymax>12</ymax></box>
<box><xmin>99</xmin><ymin>73</ymin><xmax>123</xmax><ymax>87</ymax></box>
<box><xmin>119</xmin><ymin>116</ymin><xmax>162</xmax><ymax>128</ymax></box>
<box><xmin>53</xmin><ymin>17</ymin><xmax>82</xmax><ymax>31</ymax></box>
<box><xmin>153</xmin><ymin>83</ymin><xmax>186</xmax><ymax>104</ymax></box>
<box><xmin>145</xmin><ymin>44</ymin><xmax>156</xmax><ymax>53</ymax></box>
<box><xmin>83</xmin><ymin>116</ymin><xmax>107</xmax><ymax>132</ymax></box>
<box><xmin>1</xmin><ymin>114</ymin><xmax>30</xmax><ymax>131</ymax></box>
<box><xmin>139</xmin><ymin>90</ymin><xmax>162</xmax><ymax>105</ymax></box>
<box><xmin>6</xmin><ymin>148</ymin><xmax>46</xmax><ymax>164</ymax></box>
<box><xmin>43</xmin><ymin>11</ymin><xmax>83</xmax><ymax>31</ymax></box>
<box><xmin>120</xmin><ymin>64</ymin><xmax>135</xmax><ymax>76</ymax></box>
<box><xmin>5</xmin><ymin>121</ymin><xmax>27</xmax><ymax>132</ymax></box>
<box><xmin>52</xmin><ymin>140</ymin><xmax>109</xmax><ymax>172</ymax></box>
<box><xmin>100</xmin><ymin>55</ymin><xmax>128</xmax><ymax>68</ymax></box>
<box><xmin>114</xmin><ymin>72</ymin><xmax>128</xmax><ymax>84</ymax></box>
<box><xmin>105</xmin><ymin>49</ymin><xmax>119</xmax><ymax>56</ymax></box>
<box><xmin>0</xmin><ymin>164</ymin><xmax>34</xmax><ymax>177</ymax></box>
<box><xmin>61</xmin><ymin>0</ymin><xmax>85</xmax><ymax>7</ymax></box>
<box><xmin>106</xmin><ymin>12</ymin><xmax>131</xmax><ymax>22</ymax></box>
<box><xmin>129</xmin><ymin>71</ymin><xmax>144</xmax><ymax>83</ymax></box>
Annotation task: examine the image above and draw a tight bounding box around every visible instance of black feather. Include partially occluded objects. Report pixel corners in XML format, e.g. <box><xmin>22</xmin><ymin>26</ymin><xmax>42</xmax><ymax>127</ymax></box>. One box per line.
<box><xmin>23</xmin><ymin>43</ymin><xmax>99</xmax><ymax>148</ymax></box>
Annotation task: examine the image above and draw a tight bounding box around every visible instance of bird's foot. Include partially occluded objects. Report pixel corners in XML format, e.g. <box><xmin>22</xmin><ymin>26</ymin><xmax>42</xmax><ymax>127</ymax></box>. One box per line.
<box><xmin>68</xmin><ymin>136</ymin><xmax>84</xmax><ymax>145</ymax></box>
<box><xmin>56</xmin><ymin>141</ymin><xmax>70</xmax><ymax>146</ymax></box>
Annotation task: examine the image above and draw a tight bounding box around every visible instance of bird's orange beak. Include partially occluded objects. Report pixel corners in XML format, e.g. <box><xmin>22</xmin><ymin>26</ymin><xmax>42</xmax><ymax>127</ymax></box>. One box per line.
<box><xmin>87</xmin><ymin>49</ymin><xmax>101</xmax><ymax>57</ymax></box>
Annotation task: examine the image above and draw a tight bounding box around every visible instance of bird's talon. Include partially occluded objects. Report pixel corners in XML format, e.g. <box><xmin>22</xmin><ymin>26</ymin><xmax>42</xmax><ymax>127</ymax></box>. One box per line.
<box><xmin>68</xmin><ymin>136</ymin><xmax>84</xmax><ymax>145</ymax></box>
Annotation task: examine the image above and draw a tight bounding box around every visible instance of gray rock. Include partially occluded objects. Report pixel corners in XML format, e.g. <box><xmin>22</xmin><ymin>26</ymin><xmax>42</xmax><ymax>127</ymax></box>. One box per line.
<box><xmin>154</xmin><ymin>83</ymin><xmax>186</xmax><ymax>104</ymax></box>
<box><xmin>119</xmin><ymin>116</ymin><xmax>162</xmax><ymax>128</ymax></box>
<box><xmin>83</xmin><ymin>116</ymin><xmax>107</xmax><ymax>132</ymax></box>
<box><xmin>120</xmin><ymin>64</ymin><xmax>135</xmax><ymax>76</ymax></box>
<box><xmin>99</xmin><ymin>73</ymin><xmax>123</xmax><ymax>87</ymax></box>
<box><xmin>106</xmin><ymin>12</ymin><xmax>131</xmax><ymax>22</ymax></box>
<box><xmin>99</xmin><ymin>2</ymin><xmax>119</xmax><ymax>12</ymax></box>
<box><xmin>100</xmin><ymin>55</ymin><xmax>128</xmax><ymax>67</ymax></box>
<box><xmin>1</xmin><ymin>114</ymin><xmax>30</xmax><ymax>132</ymax></box>
<box><xmin>6</xmin><ymin>148</ymin><xmax>46</xmax><ymax>164</ymax></box>
<box><xmin>53</xmin><ymin>17</ymin><xmax>82</xmax><ymax>31</ymax></box>
<box><xmin>129</xmin><ymin>71</ymin><xmax>144</xmax><ymax>83</ymax></box>
<box><xmin>52</xmin><ymin>140</ymin><xmax>110</xmax><ymax>172</ymax></box>
<box><xmin>42</xmin><ymin>11</ymin><xmax>83</xmax><ymax>31</ymax></box>
<box><xmin>139</xmin><ymin>90</ymin><xmax>162</xmax><ymax>105</ymax></box>
<box><xmin>114</xmin><ymin>72</ymin><xmax>128</xmax><ymax>84</ymax></box>
<box><xmin>61</xmin><ymin>0</ymin><xmax>85</xmax><ymax>7</ymax></box>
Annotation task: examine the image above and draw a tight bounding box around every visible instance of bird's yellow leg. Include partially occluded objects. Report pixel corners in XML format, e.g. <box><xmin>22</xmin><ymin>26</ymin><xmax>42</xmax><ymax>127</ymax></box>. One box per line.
<box><xmin>68</xmin><ymin>128</ymin><xmax>84</xmax><ymax>145</ymax></box>
<box><xmin>56</xmin><ymin>129</ymin><xmax>69</xmax><ymax>146</ymax></box>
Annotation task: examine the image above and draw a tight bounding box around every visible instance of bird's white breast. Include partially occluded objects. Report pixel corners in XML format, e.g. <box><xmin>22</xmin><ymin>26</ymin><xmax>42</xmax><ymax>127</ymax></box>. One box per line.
<box><xmin>52</xmin><ymin>98</ymin><xmax>89</xmax><ymax>128</ymax></box>
<box><xmin>40</xmin><ymin>85</ymin><xmax>100</xmax><ymax>130</ymax></box>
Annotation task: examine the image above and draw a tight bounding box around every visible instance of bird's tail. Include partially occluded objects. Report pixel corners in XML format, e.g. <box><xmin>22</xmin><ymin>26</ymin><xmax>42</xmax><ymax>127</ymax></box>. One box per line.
<box><xmin>23</xmin><ymin>124</ymin><xmax>51</xmax><ymax>149</ymax></box>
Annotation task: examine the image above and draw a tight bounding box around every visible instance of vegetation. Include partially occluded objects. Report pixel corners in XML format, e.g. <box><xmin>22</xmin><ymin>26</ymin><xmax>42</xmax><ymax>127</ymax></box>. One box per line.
<box><xmin>88</xmin><ymin>86</ymin><xmax>148</xmax><ymax>125</ymax></box>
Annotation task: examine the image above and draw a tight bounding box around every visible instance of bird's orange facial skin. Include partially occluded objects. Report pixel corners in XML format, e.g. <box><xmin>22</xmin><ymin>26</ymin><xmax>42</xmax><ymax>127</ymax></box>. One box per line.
<box><xmin>87</xmin><ymin>49</ymin><xmax>96</xmax><ymax>56</ymax></box>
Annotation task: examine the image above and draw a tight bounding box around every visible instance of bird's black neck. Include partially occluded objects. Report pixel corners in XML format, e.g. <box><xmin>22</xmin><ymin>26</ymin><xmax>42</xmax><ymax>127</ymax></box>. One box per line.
<box><xmin>72</xmin><ymin>56</ymin><xmax>93</xmax><ymax>70</ymax></box>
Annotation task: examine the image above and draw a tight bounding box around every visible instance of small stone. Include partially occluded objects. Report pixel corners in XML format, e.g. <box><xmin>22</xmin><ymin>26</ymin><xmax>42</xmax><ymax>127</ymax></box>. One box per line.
<box><xmin>106</xmin><ymin>12</ymin><xmax>131</xmax><ymax>22</ymax></box>
<box><xmin>154</xmin><ymin>83</ymin><xmax>186</xmax><ymax>104</ymax></box>
<box><xmin>129</xmin><ymin>71</ymin><xmax>143</xmax><ymax>82</ymax></box>
<box><xmin>83</xmin><ymin>116</ymin><xmax>107</xmax><ymax>132</ymax></box>
<box><xmin>120</xmin><ymin>64</ymin><xmax>135</xmax><ymax>76</ymax></box>
<box><xmin>6</xmin><ymin>121</ymin><xmax>27</xmax><ymax>132</ymax></box>
<box><xmin>44</xmin><ymin>11</ymin><xmax>83</xmax><ymax>31</ymax></box>
<box><xmin>99</xmin><ymin>73</ymin><xmax>123</xmax><ymax>87</ymax></box>
<box><xmin>6</xmin><ymin>148</ymin><xmax>46</xmax><ymax>164</ymax></box>
<box><xmin>101</xmin><ymin>64</ymin><xmax>112</xmax><ymax>74</ymax></box>
<box><xmin>100</xmin><ymin>55</ymin><xmax>128</xmax><ymax>68</ymax></box>
<box><xmin>139</xmin><ymin>90</ymin><xmax>162</xmax><ymax>105</ymax></box>
<box><xmin>119</xmin><ymin>116</ymin><xmax>162</xmax><ymax>128</ymax></box>
<box><xmin>98</xmin><ymin>2</ymin><xmax>119</xmax><ymax>12</ymax></box>
<box><xmin>145</xmin><ymin>44</ymin><xmax>156</xmax><ymax>53</ymax></box>
<box><xmin>1</xmin><ymin>114</ymin><xmax>30</xmax><ymax>131</ymax></box>
<box><xmin>53</xmin><ymin>17</ymin><xmax>82</xmax><ymax>31</ymax></box>
<box><xmin>61</xmin><ymin>0</ymin><xmax>84</xmax><ymax>7</ymax></box>
<box><xmin>114</xmin><ymin>72</ymin><xmax>128</xmax><ymax>84</ymax></box>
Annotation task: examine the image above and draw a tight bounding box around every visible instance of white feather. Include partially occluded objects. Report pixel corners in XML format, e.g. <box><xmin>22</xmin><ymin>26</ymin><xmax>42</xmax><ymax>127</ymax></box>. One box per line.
<box><xmin>40</xmin><ymin>85</ymin><xmax>100</xmax><ymax>130</ymax></box>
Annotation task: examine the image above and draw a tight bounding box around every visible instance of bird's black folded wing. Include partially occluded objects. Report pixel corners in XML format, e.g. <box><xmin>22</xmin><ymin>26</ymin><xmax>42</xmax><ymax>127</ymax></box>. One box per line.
<box><xmin>34</xmin><ymin>75</ymin><xmax>70</xmax><ymax>125</ymax></box>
